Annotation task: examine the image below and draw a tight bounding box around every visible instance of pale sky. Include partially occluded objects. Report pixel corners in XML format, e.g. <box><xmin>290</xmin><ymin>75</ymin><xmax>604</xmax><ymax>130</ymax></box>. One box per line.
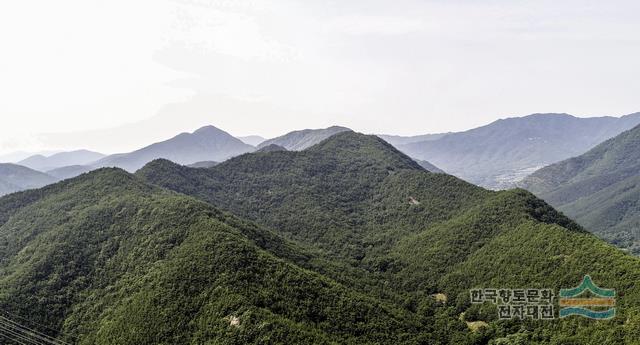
<box><xmin>1</xmin><ymin>0</ymin><xmax>639</xmax><ymax>154</ymax></box>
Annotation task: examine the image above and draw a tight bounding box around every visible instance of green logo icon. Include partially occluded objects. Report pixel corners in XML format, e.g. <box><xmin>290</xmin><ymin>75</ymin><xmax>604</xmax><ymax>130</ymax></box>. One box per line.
<box><xmin>559</xmin><ymin>275</ymin><xmax>615</xmax><ymax>320</ymax></box>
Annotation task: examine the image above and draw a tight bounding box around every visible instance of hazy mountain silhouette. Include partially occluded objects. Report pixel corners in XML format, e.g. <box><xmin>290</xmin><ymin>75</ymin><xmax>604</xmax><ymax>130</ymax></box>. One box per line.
<box><xmin>46</xmin><ymin>165</ymin><xmax>95</xmax><ymax>180</ymax></box>
<box><xmin>0</xmin><ymin>163</ymin><xmax>58</xmax><ymax>196</ymax></box>
<box><xmin>0</xmin><ymin>150</ymin><xmax>62</xmax><ymax>163</ymax></box>
<box><xmin>258</xmin><ymin>126</ymin><xmax>351</xmax><ymax>151</ymax></box>
<box><xmin>238</xmin><ymin>135</ymin><xmax>266</xmax><ymax>146</ymax></box>
<box><xmin>93</xmin><ymin>125</ymin><xmax>255</xmax><ymax>172</ymax></box>
<box><xmin>18</xmin><ymin>150</ymin><xmax>105</xmax><ymax>171</ymax></box>
<box><xmin>377</xmin><ymin>133</ymin><xmax>448</xmax><ymax>146</ymax></box>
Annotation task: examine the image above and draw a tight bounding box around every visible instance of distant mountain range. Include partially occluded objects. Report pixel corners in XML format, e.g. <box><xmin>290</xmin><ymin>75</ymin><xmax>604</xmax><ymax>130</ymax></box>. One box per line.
<box><xmin>3</xmin><ymin>113</ymin><xmax>640</xmax><ymax>196</ymax></box>
<box><xmin>93</xmin><ymin>125</ymin><xmax>255</xmax><ymax>172</ymax></box>
<box><xmin>45</xmin><ymin>165</ymin><xmax>94</xmax><ymax>180</ymax></box>
<box><xmin>520</xmin><ymin>123</ymin><xmax>640</xmax><ymax>254</ymax></box>
<box><xmin>258</xmin><ymin>126</ymin><xmax>351</xmax><ymax>150</ymax></box>
<box><xmin>0</xmin><ymin>150</ymin><xmax>62</xmax><ymax>163</ymax></box>
<box><xmin>0</xmin><ymin>163</ymin><xmax>58</xmax><ymax>196</ymax></box>
<box><xmin>18</xmin><ymin>150</ymin><xmax>105</xmax><ymax>171</ymax></box>
<box><xmin>237</xmin><ymin>135</ymin><xmax>266</xmax><ymax>146</ymax></box>
<box><xmin>396</xmin><ymin>113</ymin><xmax>640</xmax><ymax>189</ymax></box>
<box><xmin>377</xmin><ymin>133</ymin><xmax>448</xmax><ymax>146</ymax></box>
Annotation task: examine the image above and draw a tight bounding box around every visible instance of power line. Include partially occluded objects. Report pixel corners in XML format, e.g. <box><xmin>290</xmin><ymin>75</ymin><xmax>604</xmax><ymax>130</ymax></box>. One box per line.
<box><xmin>0</xmin><ymin>316</ymin><xmax>69</xmax><ymax>345</ymax></box>
<box><xmin>0</xmin><ymin>322</ymin><xmax>43</xmax><ymax>345</ymax></box>
<box><xmin>0</xmin><ymin>316</ymin><xmax>67</xmax><ymax>345</ymax></box>
<box><xmin>0</xmin><ymin>310</ymin><xmax>74</xmax><ymax>345</ymax></box>
<box><xmin>0</xmin><ymin>310</ymin><xmax>68</xmax><ymax>340</ymax></box>
<box><xmin>0</xmin><ymin>330</ymin><xmax>28</xmax><ymax>345</ymax></box>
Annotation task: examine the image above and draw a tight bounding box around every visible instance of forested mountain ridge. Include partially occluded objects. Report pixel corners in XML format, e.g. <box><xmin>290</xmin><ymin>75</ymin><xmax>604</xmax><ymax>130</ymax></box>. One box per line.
<box><xmin>138</xmin><ymin>131</ymin><xmax>640</xmax><ymax>344</ymax></box>
<box><xmin>0</xmin><ymin>168</ymin><xmax>434</xmax><ymax>344</ymax></box>
<box><xmin>520</xmin><ymin>124</ymin><xmax>640</xmax><ymax>254</ymax></box>
<box><xmin>0</xmin><ymin>130</ymin><xmax>638</xmax><ymax>344</ymax></box>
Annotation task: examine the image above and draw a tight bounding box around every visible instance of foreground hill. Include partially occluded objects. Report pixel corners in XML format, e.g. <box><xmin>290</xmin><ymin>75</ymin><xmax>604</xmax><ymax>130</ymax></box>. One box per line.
<box><xmin>398</xmin><ymin>113</ymin><xmax>640</xmax><ymax>189</ymax></box>
<box><xmin>520</xmin><ymin>124</ymin><xmax>640</xmax><ymax>254</ymax></box>
<box><xmin>93</xmin><ymin>125</ymin><xmax>254</xmax><ymax>172</ymax></box>
<box><xmin>139</xmin><ymin>131</ymin><xmax>640</xmax><ymax>343</ymax></box>
<box><xmin>18</xmin><ymin>150</ymin><xmax>105</xmax><ymax>171</ymax></box>
<box><xmin>0</xmin><ymin>168</ymin><xmax>432</xmax><ymax>344</ymax></box>
<box><xmin>0</xmin><ymin>163</ymin><xmax>58</xmax><ymax>196</ymax></box>
<box><xmin>258</xmin><ymin>126</ymin><xmax>351</xmax><ymax>150</ymax></box>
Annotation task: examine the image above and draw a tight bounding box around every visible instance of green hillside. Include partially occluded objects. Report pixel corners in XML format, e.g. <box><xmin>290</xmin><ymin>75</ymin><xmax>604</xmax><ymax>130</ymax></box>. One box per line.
<box><xmin>520</xmin><ymin>124</ymin><xmax>640</xmax><ymax>254</ymax></box>
<box><xmin>138</xmin><ymin>132</ymin><xmax>640</xmax><ymax>344</ymax></box>
<box><xmin>0</xmin><ymin>168</ymin><xmax>435</xmax><ymax>344</ymax></box>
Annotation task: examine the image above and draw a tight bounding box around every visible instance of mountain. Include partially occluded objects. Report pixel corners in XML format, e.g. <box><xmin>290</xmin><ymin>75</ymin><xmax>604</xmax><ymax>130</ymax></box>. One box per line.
<box><xmin>377</xmin><ymin>133</ymin><xmax>448</xmax><ymax>146</ymax></box>
<box><xmin>46</xmin><ymin>164</ymin><xmax>95</xmax><ymax>180</ymax></box>
<box><xmin>187</xmin><ymin>161</ymin><xmax>218</xmax><ymax>168</ymax></box>
<box><xmin>256</xmin><ymin>144</ymin><xmax>287</xmax><ymax>153</ymax></box>
<box><xmin>18</xmin><ymin>149</ymin><xmax>105</xmax><ymax>171</ymax></box>
<box><xmin>0</xmin><ymin>163</ymin><xmax>58</xmax><ymax>196</ymax></box>
<box><xmin>0</xmin><ymin>168</ymin><xmax>427</xmax><ymax>344</ymax></box>
<box><xmin>138</xmin><ymin>131</ymin><xmax>640</xmax><ymax>344</ymax></box>
<box><xmin>415</xmin><ymin>159</ymin><xmax>444</xmax><ymax>173</ymax></box>
<box><xmin>93</xmin><ymin>125</ymin><xmax>255</xmax><ymax>172</ymax></box>
<box><xmin>398</xmin><ymin>113</ymin><xmax>640</xmax><ymax>189</ymax></box>
<box><xmin>0</xmin><ymin>150</ymin><xmax>61</xmax><ymax>163</ymax></box>
<box><xmin>257</xmin><ymin>126</ymin><xmax>351</xmax><ymax>151</ymax></box>
<box><xmin>520</xmin><ymin>124</ymin><xmax>640</xmax><ymax>254</ymax></box>
<box><xmin>238</xmin><ymin>135</ymin><xmax>266</xmax><ymax>146</ymax></box>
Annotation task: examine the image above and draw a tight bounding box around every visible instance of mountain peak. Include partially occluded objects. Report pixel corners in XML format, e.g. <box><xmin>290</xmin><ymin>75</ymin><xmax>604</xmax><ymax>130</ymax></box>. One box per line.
<box><xmin>192</xmin><ymin>125</ymin><xmax>228</xmax><ymax>136</ymax></box>
<box><xmin>93</xmin><ymin>126</ymin><xmax>254</xmax><ymax>172</ymax></box>
<box><xmin>307</xmin><ymin>131</ymin><xmax>423</xmax><ymax>170</ymax></box>
<box><xmin>258</xmin><ymin>126</ymin><xmax>352</xmax><ymax>151</ymax></box>
<box><xmin>326</xmin><ymin>125</ymin><xmax>351</xmax><ymax>131</ymax></box>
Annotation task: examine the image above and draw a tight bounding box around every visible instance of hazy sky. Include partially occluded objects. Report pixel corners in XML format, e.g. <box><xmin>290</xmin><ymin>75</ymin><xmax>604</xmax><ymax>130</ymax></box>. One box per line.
<box><xmin>1</xmin><ymin>0</ymin><xmax>639</xmax><ymax>154</ymax></box>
